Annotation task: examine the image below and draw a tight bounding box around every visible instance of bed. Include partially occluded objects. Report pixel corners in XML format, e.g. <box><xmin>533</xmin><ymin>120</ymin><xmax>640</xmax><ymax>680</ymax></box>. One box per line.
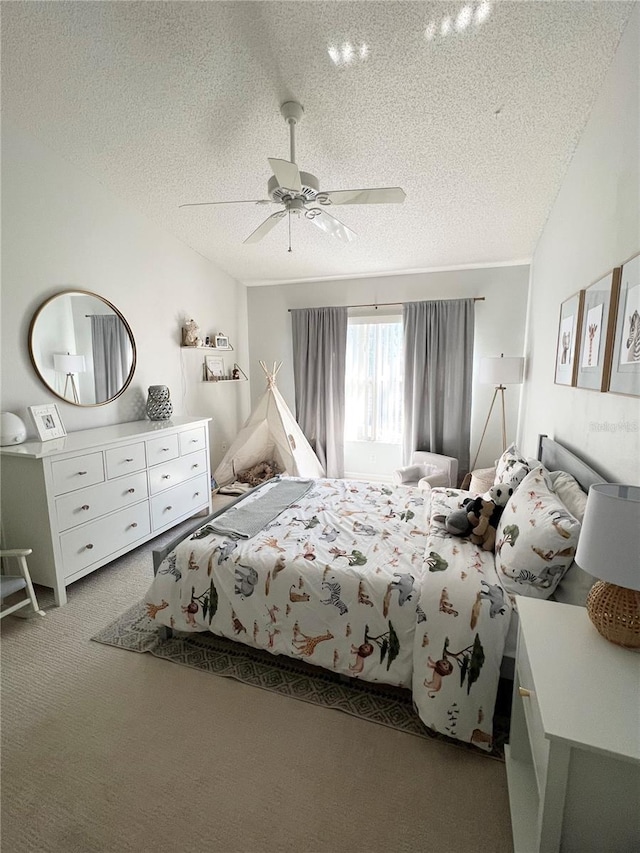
<box><xmin>146</xmin><ymin>435</ymin><xmax>605</xmax><ymax>752</ymax></box>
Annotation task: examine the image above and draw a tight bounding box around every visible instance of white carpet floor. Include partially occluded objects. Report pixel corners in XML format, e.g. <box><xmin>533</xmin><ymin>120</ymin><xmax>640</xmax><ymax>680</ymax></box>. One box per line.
<box><xmin>1</xmin><ymin>509</ymin><xmax>514</xmax><ymax>853</ymax></box>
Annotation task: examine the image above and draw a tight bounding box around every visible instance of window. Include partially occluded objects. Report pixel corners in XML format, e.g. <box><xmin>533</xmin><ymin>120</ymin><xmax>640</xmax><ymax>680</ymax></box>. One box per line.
<box><xmin>345</xmin><ymin>315</ymin><xmax>403</xmax><ymax>444</ymax></box>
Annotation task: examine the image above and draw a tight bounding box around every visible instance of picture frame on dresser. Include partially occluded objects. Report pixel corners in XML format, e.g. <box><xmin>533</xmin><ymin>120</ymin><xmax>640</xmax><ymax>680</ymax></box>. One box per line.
<box><xmin>575</xmin><ymin>267</ymin><xmax>621</xmax><ymax>392</ymax></box>
<box><xmin>28</xmin><ymin>403</ymin><xmax>66</xmax><ymax>440</ymax></box>
<box><xmin>554</xmin><ymin>291</ymin><xmax>583</xmax><ymax>387</ymax></box>
<box><xmin>606</xmin><ymin>251</ymin><xmax>640</xmax><ymax>397</ymax></box>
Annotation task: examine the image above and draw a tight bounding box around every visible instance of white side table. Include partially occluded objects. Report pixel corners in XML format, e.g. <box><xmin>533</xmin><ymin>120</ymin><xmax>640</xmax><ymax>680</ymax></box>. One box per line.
<box><xmin>505</xmin><ymin>597</ymin><xmax>640</xmax><ymax>853</ymax></box>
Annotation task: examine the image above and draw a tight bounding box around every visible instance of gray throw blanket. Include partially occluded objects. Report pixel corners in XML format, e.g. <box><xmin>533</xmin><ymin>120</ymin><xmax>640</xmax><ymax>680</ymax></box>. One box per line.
<box><xmin>210</xmin><ymin>478</ymin><xmax>314</xmax><ymax>539</ymax></box>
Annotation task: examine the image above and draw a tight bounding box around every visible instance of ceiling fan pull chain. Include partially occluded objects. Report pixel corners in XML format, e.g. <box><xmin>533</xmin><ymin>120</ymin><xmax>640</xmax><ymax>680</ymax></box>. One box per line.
<box><xmin>288</xmin><ymin>210</ymin><xmax>292</xmax><ymax>253</ymax></box>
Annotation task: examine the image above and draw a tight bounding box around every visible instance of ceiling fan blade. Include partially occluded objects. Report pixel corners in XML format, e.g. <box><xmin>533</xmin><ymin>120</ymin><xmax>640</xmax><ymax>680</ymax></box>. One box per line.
<box><xmin>316</xmin><ymin>187</ymin><xmax>406</xmax><ymax>206</ymax></box>
<box><xmin>243</xmin><ymin>211</ymin><xmax>287</xmax><ymax>244</ymax></box>
<box><xmin>306</xmin><ymin>208</ymin><xmax>356</xmax><ymax>243</ymax></box>
<box><xmin>268</xmin><ymin>158</ymin><xmax>302</xmax><ymax>193</ymax></box>
<box><xmin>179</xmin><ymin>199</ymin><xmax>275</xmax><ymax>208</ymax></box>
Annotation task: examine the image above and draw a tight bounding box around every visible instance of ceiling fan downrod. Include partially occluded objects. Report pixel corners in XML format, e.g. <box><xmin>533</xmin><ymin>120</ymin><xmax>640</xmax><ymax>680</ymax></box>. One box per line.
<box><xmin>280</xmin><ymin>100</ymin><xmax>304</xmax><ymax>165</ymax></box>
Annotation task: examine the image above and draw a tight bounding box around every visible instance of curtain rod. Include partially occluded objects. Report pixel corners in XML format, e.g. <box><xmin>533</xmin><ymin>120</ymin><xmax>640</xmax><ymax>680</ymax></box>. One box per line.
<box><xmin>287</xmin><ymin>297</ymin><xmax>484</xmax><ymax>312</ymax></box>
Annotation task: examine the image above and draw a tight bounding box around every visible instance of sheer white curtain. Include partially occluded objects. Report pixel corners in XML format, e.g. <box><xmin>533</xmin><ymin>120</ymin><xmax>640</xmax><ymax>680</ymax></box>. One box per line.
<box><xmin>291</xmin><ymin>307</ymin><xmax>348</xmax><ymax>478</ymax></box>
<box><xmin>91</xmin><ymin>315</ymin><xmax>132</xmax><ymax>401</ymax></box>
<box><xmin>403</xmin><ymin>299</ymin><xmax>475</xmax><ymax>481</ymax></box>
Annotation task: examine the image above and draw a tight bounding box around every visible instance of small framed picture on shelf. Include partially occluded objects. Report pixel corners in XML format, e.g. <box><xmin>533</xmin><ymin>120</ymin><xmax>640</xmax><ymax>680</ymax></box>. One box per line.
<box><xmin>576</xmin><ymin>268</ymin><xmax>621</xmax><ymax>392</ymax></box>
<box><xmin>214</xmin><ymin>334</ymin><xmax>229</xmax><ymax>349</ymax></box>
<box><xmin>554</xmin><ymin>290</ymin><xmax>584</xmax><ymax>387</ymax></box>
<box><xmin>205</xmin><ymin>355</ymin><xmax>225</xmax><ymax>381</ymax></box>
<box><xmin>28</xmin><ymin>403</ymin><xmax>67</xmax><ymax>441</ymax></box>
<box><xmin>607</xmin><ymin>251</ymin><xmax>640</xmax><ymax>397</ymax></box>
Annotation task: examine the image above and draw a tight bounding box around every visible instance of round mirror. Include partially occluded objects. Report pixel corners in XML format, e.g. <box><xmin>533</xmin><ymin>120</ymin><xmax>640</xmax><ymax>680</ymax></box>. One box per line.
<box><xmin>29</xmin><ymin>290</ymin><xmax>136</xmax><ymax>407</ymax></box>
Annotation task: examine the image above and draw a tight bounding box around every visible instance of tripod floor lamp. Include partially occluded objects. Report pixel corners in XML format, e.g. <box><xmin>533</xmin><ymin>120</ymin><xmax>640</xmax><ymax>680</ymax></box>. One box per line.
<box><xmin>470</xmin><ymin>354</ymin><xmax>525</xmax><ymax>472</ymax></box>
<box><xmin>54</xmin><ymin>353</ymin><xmax>86</xmax><ymax>404</ymax></box>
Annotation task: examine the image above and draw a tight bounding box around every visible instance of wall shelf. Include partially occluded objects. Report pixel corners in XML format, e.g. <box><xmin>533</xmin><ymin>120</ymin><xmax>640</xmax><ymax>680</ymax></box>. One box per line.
<box><xmin>181</xmin><ymin>345</ymin><xmax>234</xmax><ymax>351</ymax></box>
<box><xmin>202</xmin><ymin>361</ymin><xmax>247</xmax><ymax>383</ymax></box>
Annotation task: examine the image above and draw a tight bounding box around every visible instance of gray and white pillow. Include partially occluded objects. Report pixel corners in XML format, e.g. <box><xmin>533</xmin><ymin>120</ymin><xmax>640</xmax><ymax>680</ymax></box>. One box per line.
<box><xmin>495</xmin><ymin>466</ymin><xmax>581</xmax><ymax>599</ymax></box>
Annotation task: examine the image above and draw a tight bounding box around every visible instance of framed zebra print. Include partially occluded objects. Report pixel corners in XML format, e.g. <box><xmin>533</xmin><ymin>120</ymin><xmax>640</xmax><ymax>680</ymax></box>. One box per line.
<box><xmin>554</xmin><ymin>290</ymin><xmax>583</xmax><ymax>386</ymax></box>
<box><xmin>606</xmin><ymin>251</ymin><xmax>640</xmax><ymax>397</ymax></box>
<box><xmin>576</xmin><ymin>268</ymin><xmax>621</xmax><ymax>392</ymax></box>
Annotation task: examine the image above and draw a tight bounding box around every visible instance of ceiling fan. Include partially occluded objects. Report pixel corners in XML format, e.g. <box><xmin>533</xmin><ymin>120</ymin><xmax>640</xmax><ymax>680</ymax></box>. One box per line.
<box><xmin>179</xmin><ymin>101</ymin><xmax>406</xmax><ymax>249</ymax></box>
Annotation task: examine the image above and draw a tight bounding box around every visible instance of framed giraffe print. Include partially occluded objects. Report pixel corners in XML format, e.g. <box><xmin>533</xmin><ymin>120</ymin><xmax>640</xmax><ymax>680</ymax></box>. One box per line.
<box><xmin>576</xmin><ymin>268</ymin><xmax>621</xmax><ymax>391</ymax></box>
<box><xmin>606</xmin><ymin>251</ymin><xmax>640</xmax><ymax>397</ymax></box>
<box><xmin>554</xmin><ymin>290</ymin><xmax>584</xmax><ymax>386</ymax></box>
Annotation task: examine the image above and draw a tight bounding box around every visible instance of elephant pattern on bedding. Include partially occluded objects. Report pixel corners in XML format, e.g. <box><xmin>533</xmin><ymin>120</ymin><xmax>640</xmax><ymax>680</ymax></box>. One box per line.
<box><xmin>412</xmin><ymin>488</ymin><xmax>513</xmax><ymax>749</ymax></box>
<box><xmin>145</xmin><ymin>479</ymin><xmax>513</xmax><ymax>751</ymax></box>
<box><xmin>146</xmin><ymin>478</ymin><xmax>431</xmax><ymax>689</ymax></box>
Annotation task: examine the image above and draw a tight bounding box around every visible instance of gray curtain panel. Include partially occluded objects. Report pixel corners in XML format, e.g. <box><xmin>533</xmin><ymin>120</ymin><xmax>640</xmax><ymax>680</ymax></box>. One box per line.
<box><xmin>91</xmin><ymin>315</ymin><xmax>132</xmax><ymax>401</ymax></box>
<box><xmin>403</xmin><ymin>299</ymin><xmax>475</xmax><ymax>480</ymax></box>
<box><xmin>291</xmin><ymin>306</ymin><xmax>348</xmax><ymax>478</ymax></box>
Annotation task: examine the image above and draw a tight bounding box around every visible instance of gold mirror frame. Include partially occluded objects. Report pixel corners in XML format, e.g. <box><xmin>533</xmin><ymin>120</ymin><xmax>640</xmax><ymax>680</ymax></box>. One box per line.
<box><xmin>28</xmin><ymin>290</ymin><xmax>137</xmax><ymax>407</ymax></box>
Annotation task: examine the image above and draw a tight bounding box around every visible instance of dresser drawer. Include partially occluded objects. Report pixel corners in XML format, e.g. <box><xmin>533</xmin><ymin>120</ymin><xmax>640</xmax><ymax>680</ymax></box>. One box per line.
<box><xmin>150</xmin><ymin>473</ymin><xmax>209</xmax><ymax>530</ymax></box>
<box><xmin>517</xmin><ymin>633</ymin><xmax>549</xmax><ymax>795</ymax></box>
<box><xmin>51</xmin><ymin>452</ymin><xmax>105</xmax><ymax>496</ymax></box>
<box><xmin>55</xmin><ymin>471</ymin><xmax>148</xmax><ymax>532</ymax></box>
<box><xmin>105</xmin><ymin>441</ymin><xmax>146</xmax><ymax>479</ymax></box>
<box><xmin>146</xmin><ymin>433</ymin><xmax>179</xmax><ymax>466</ymax></box>
<box><xmin>60</xmin><ymin>502</ymin><xmax>151</xmax><ymax>578</ymax></box>
<box><xmin>179</xmin><ymin>426</ymin><xmax>206</xmax><ymax>456</ymax></box>
<box><xmin>148</xmin><ymin>450</ymin><xmax>208</xmax><ymax>495</ymax></box>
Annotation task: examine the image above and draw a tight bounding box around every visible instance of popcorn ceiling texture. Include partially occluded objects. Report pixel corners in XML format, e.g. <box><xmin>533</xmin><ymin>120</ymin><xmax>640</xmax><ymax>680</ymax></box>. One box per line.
<box><xmin>2</xmin><ymin>1</ymin><xmax>633</xmax><ymax>285</ymax></box>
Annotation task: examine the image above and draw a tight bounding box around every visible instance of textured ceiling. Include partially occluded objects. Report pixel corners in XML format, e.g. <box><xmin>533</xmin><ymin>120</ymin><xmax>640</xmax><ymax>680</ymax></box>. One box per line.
<box><xmin>2</xmin><ymin>1</ymin><xmax>633</xmax><ymax>285</ymax></box>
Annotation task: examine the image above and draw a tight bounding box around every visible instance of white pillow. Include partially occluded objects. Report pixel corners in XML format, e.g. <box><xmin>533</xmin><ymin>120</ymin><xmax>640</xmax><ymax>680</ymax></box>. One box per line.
<box><xmin>496</xmin><ymin>466</ymin><xmax>581</xmax><ymax>599</ymax></box>
<box><xmin>393</xmin><ymin>463</ymin><xmax>439</xmax><ymax>485</ymax></box>
<box><xmin>494</xmin><ymin>443</ymin><xmax>531</xmax><ymax>491</ymax></box>
<box><xmin>548</xmin><ymin>470</ymin><xmax>588</xmax><ymax>522</ymax></box>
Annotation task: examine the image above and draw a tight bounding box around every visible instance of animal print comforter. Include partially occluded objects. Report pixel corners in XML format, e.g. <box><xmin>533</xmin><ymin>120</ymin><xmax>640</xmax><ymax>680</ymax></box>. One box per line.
<box><xmin>145</xmin><ymin>479</ymin><xmax>513</xmax><ymax>751</ymax></box>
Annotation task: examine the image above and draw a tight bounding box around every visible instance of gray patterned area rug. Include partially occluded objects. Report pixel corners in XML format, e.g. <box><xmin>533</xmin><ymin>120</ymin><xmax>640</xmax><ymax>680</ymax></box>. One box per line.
<box><xmin>92</xmin><ymin>602</ymin><xmax>508</xmax><ymax>760</ymax></box>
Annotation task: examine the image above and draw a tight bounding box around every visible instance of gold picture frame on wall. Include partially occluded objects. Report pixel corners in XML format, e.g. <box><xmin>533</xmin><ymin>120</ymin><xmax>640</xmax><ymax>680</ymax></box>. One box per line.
<box><xmin>576</xmin><ymin>268</ymin><xmax>621</xmax><ymax>392</ymax></box>
<box><xmin>606</xmin><ymin>251</ymin><xmax>640</xmax><ymax>397</ymax></box>
<box><xmin>554</xmin><ymin>290</ymin><xmax>584</xmax><ymax>387</ymax></box>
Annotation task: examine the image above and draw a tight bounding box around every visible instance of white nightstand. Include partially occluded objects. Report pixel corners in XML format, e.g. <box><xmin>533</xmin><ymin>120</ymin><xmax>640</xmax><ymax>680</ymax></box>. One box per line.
<box><xmin>505</xmin><ymin>597</ymin><xmax>640</xmax><ymax>853</ymax></box>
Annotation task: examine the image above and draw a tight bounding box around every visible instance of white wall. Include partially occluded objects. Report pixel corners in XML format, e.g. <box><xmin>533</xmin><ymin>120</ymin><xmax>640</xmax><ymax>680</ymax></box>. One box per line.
<box><xmin>519</xmin><ymin>8</ymin><xmax>640</xmax><ymax>484</ymax></box>
<box><xmin>1</xmin><ymin>122</ymin><xmax>250</xmax><ymax>470</ymax></box>
<box><xmin>247</xmin><ymin>265</ymin><xmax>530</xmax><ymax>478</ymax></box>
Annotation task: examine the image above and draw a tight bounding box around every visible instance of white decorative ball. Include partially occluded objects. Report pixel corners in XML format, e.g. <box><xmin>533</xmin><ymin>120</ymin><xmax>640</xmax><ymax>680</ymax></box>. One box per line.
<box><xmin>0</xmin><ymin>412</ymin><xmax>27</xmax><ymax>446</ymax></box>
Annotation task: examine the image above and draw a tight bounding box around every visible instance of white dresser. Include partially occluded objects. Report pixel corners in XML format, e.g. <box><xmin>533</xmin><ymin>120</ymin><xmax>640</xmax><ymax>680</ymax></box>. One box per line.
<box><xmin>0</xmin><ymin>417</ymin><xmax>212</xmax><ymax>605</ymax></box>
<box><xmin>505</xmin><ymin>597</ymin><xmax>640</xmax><ymax>853</ymax></box>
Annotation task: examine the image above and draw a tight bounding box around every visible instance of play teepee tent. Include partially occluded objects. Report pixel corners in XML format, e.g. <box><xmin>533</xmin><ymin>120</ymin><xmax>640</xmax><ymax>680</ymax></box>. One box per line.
<box><xmin>213</xmin><ymin>362</ymin><xmax>325</xmax><ymax>486</ymax></box>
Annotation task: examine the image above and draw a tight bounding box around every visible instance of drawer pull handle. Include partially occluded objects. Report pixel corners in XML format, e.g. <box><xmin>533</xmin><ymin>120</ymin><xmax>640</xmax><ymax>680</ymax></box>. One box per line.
<box><xmin>194</xmin><ymin>492</ymin><xmax>200</xmax><ymax>497</ymax></box>
<box><xmin>125</xmin><ymin>458</ymin><xmax>134</xmax><ymax>462</ymax></box>
<box><xmin>130</xmin><ymin>522</ymin><xmax>138</xmax><ymax>528</ymax></box>
<box><xmin>166</xmin><ymin>505</ymin><xmax>173</xmax><ymax>511</ymax></box>
<box><xmin>190</xmin><ymin>439</ymin><xmax>198</xmax><ymax>443</ymax></box>
<box><xmin>162</xmin><ymin>474</ymin><xmax>171</xmax><ymax>479</ymax></box>
<box><xmin>127</xmin><ymin>488</ymin><xmax>135</xmax><ymax>494</ymax></box>
<box><xmin>81</xmin><ymin>504</ymin><xmax>90</xmax><ymax>511</ymax></box>
<box><xmin>518</xmin><ymin>687</ymin><xmax>533</xmax><ymax>698</ymax></box>
<box><xmin>192</xmin><ymin>464</ymin><xmax>199</xmax><ymax>469</ymax></box>
<box><xmin>85</xmin><ymin>543</ymin><xmax>94</xmax><ymax>550</ymax></box>
<box><xmin>78</xmin><ymin>471</ymin><xmax>87</xmax><ymax>475</ymax></box>
<box><xmin>161</xmin><ymin>447</ymin><xmax>170</xmax><ymax>452</ymax></box>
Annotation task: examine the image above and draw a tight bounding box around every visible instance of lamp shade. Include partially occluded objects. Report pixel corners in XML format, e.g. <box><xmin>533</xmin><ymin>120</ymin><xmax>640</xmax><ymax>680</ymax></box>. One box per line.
<box><xmin>54</xmin><ymin>353</ymin><xmax>86</xmax><ymax>374</ymax></box>
<box><xmin>575</xmin><ymin>484</ymin><xmax>640</xmax><ymax>590</ymax></box>
<box><xmin>479</xmin><ymin>356</ymin><xmax>524</xmax><ymax>385</ymax></box>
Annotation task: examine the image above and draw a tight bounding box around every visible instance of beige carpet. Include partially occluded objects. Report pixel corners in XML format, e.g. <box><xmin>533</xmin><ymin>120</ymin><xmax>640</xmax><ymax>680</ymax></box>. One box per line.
<box><xmin>1</xmin><ymin>508</ymin><xmax>514</xmax><ymax>853</ymax></box>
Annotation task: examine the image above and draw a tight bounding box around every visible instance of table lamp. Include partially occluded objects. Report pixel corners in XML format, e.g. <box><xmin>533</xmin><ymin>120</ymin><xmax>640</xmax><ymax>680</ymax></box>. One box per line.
<box><xmin>54</xmin><ymin>353</ymin><xmax>86</xmax><ymax>404</ymax></box>
<box><xmin>575</xmin><ymin>483</ymin><xmax>640</xmax><ymax>649</ymax></box>
<box><xmin>469</xmin><ymin>354</ymin><xmax>524</xmax><ymax>471</ymax></box>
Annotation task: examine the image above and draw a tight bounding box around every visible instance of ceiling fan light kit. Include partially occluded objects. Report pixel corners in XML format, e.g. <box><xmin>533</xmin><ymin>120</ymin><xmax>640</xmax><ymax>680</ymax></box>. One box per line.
<box><xmin>180</xmin><ymin>101</ymin><xmax>406</xmax><ymax>249</ymax></box>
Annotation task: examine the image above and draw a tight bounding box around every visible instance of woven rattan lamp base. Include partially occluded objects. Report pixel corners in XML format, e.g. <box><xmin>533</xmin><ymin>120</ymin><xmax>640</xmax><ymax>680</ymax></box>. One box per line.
<box><xmin>586</xmin><ymin>581</ymin><xmax>640</xmax><ymax>649</ymax></box>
